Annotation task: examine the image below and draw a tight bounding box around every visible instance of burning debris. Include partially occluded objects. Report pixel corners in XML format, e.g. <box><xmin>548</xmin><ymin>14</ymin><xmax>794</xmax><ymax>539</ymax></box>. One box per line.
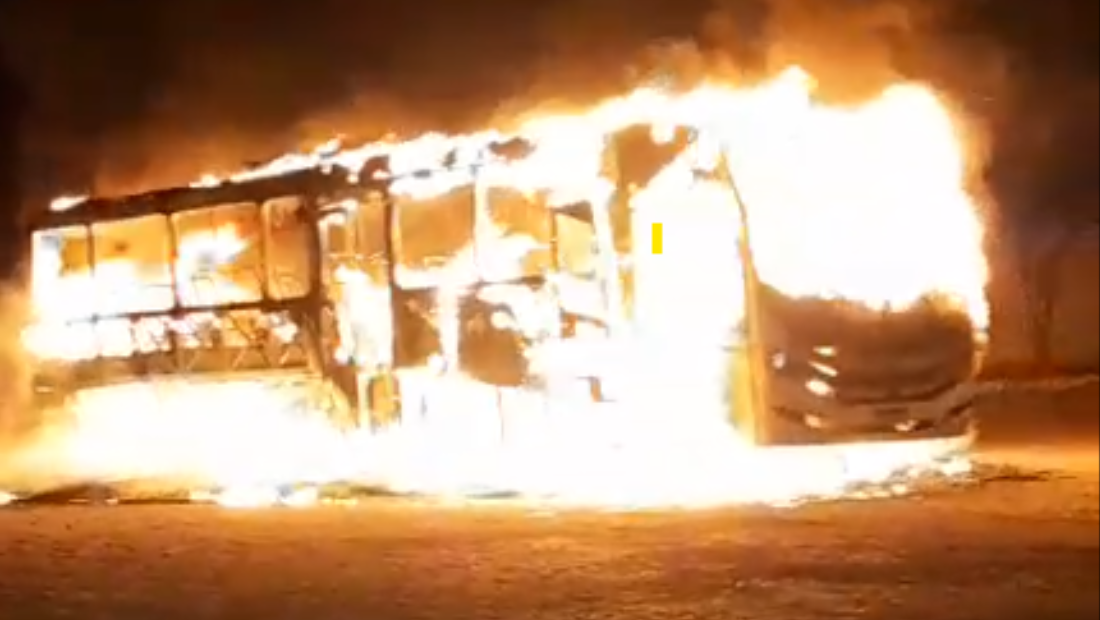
<box><xmin>4</xmin><ymin>66</ymin><xmax>989</xmax><ymax>509</ymax></box>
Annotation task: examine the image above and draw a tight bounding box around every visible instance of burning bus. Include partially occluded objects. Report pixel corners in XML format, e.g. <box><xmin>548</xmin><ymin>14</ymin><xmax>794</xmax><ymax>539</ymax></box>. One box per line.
<box><xmin>21</xmin><ymin>68</ymin><xmax>988</xmax><ymax>456</ymax></box>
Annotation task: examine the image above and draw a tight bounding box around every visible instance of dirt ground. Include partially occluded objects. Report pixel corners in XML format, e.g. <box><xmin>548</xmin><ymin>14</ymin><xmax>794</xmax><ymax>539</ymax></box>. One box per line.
<box><xmin>0</xmin><ymin>382</ymin><xmax>1096</xmax><ymax>620</ymax></box>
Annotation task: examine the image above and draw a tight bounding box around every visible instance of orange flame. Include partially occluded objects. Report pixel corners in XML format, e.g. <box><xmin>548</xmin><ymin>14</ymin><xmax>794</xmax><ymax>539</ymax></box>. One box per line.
<box><xmin>15</xmin><ymin>66</ymin><xmax>986</xmax><ymax>509</ymax></box>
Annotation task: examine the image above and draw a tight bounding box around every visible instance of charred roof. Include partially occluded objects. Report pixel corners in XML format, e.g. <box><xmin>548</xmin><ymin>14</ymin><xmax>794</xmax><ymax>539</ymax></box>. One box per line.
<box><xmin>30</xmin><ymin>124</ymin><xmax>668</xmax><ymax>232</ymax></box>
<box><xmin>31</xmin><ymin>165</ymin><xmax>366</xmax><ymax>230</ymax></box>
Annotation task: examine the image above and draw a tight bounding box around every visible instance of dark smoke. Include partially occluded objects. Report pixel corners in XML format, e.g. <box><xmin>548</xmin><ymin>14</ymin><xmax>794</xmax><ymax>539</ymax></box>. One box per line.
<box><xmin>0</xmin><ymin>45</ymin><xmax>24</xmax><ymax>274</ymax></box>
<box><xmin>0</xmin><ymin>0</ymin><xmax>1094</xmax><ymax>220</ymax></box>
<box><xmin>0</xmin><ymin>0</ymin><xmax>706</xmax><ymax>202</ymax></box>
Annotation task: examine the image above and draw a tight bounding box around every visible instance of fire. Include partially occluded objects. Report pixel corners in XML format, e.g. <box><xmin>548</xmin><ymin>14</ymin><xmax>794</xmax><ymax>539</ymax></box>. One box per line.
<box><xmin>10</xmin><ymin>66</ymin><xmax>986</xmax><ymax>509</ymax></box>
<box><xmin>22</xmin><ymin>223</ymin><xmax>265</xmax><ymax>361</ymax></box>
<box><xmin>48</xmin><ymin>195</ymin><xmax>88</xmax><ymax>213</ymax></box>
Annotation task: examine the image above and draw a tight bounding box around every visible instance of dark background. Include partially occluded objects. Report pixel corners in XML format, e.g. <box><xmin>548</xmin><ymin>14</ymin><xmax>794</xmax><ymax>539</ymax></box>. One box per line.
<box><xmin>0</xmin><ymin>0</ymin><xmax>1096</xmax><ymax>278</ymax></box>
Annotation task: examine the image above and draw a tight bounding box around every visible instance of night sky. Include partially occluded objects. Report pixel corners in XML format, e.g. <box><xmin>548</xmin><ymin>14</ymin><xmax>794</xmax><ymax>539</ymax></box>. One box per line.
<box><xmin>0</xmin><ymin>0</ymin><xmax>1096</xmax><ymax>273</ymax></box>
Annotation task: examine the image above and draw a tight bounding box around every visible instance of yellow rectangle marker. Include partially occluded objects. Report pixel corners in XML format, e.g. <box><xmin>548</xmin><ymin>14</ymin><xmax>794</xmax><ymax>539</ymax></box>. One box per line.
<box><xmin>652</xmin><ymin>222</ymin><xmax>663</xmax><ymax>254</ymax></box>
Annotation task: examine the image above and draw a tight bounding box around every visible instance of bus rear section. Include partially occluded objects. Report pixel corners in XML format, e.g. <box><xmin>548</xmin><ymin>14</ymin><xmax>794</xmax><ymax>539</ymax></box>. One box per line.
<box><xmin>22</xmin><ymin>193</ymin><xmax>356</xmax><ymax>428</ymax></box>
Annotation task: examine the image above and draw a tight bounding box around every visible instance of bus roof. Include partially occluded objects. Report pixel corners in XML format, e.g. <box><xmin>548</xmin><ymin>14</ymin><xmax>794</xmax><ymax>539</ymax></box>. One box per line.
<box><xmin>31</xmin><ymin>165</ymin><xmax>368</xmax><ymax>230</ymax></box>
<box><xmin>33</xmin><ymin>132</ymin><xmax>545</xmax><ymax>232</ymax></box>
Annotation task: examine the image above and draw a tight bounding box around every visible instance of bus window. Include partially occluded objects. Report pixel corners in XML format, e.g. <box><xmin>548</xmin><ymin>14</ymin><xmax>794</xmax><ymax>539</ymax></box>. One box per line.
<box><xmin>264</xmin><ymin>197</ymin><xmax>311</xmax><ymax>300</ymax></box>
<box><xmin>319</xmin><ymin>193</ymin><xmax>391</xmax><ymax>286</ymax></box>
<box><xmin>173</xmin><ymin>203</ymin><xmax>264</xmax><ymax>307</ymax></box>
<box><xmin>31</xmin><ymin>226</ymin><xmax>94</xmax><ymax>322</ymax></box>
<box><xmin>550</xmin><ymin>207</ymin><xmax>606</xmax><ymax>320</ymax></box>
<box><xmin>393</xmin><ymin>187</ymin><xmax>477</xmax><ymax>289</ymax></box>
<box><xmin>553</xmin><ymin>210</ymin><xmax>597</xmax><ymax>277</ymax></box>
<box><xmin>480</xmin><ymin>187</ymin><xmax>551</xmax><ymax>283</ymax></box>
<box><xmin>318</xmin><ymin>196</ymin><xmax>395</xmax><ymax>369</ymax></box>
<box><xmin>320</xmin><ymin>210</ymin><xmax>350</xmax><ymax>255</ymax></box>
<box><xmin>319</xmin><ymin>207</ymin><xmax>350</xmax><ymax>293</ymax></box>
<box><xmin>90</xmin><ymin>215</ymin><xmax>174</xmax><ymax>315</ymax></box>
<box><xmin>25</xmin><ymin>225</ymin><xmax>104</xmax><ymax>361</ymax></box>
<box><xmin>357</xmin><ymin>191</ymin><xmax>391</xmax><ymax>283</ymax></box>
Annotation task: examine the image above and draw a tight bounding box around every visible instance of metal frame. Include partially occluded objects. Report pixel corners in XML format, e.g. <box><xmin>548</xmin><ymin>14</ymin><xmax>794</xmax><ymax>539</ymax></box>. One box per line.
<box><xmin>26</xmin><ymin>132</ymin><xmax>662</xmax><ymax>424</ymax></box>
<box><xmin>28</xmin><ymin>168</ymin><xmax>366</xmax><ymax>399</ymax></box>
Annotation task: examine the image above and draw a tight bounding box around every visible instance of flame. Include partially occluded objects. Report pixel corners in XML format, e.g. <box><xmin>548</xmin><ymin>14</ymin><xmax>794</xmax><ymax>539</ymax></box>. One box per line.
<box><xmin>12</xmin><ymin>66</ymin><xmax>987</xmax><ymax>509</ymax></box>
<box><xmin>22</xmin><ymin>223</ymin><xmax>264</xmax><ymax>361</ymax></box>
<box><xmin>48</xmin><ymin>195</ymin><xmax>88</xmax><ymax>213</ymax></box>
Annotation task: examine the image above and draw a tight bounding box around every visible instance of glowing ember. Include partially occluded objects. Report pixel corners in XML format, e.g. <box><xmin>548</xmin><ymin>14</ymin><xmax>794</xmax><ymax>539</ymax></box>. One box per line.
<box><xmin>9</xmin><ymin>65</ymin><xmax>988</xmax><ymax>510</ymax></box>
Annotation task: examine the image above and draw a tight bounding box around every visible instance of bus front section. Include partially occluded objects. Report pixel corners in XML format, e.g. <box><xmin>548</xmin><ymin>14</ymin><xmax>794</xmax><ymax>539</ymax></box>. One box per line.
<box><xmin>739</xmin><ymin>288</ymin><xmax>984</xmax><ymax>446</ymax></box>
<box><xmin>609</xmin><ymin>122</ymin><xmax>988</xmax><ymax>448</ymax></box>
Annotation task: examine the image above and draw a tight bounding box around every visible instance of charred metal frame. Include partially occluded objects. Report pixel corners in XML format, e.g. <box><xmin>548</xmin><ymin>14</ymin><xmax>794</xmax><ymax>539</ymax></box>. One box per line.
<box><xmin>28</xmin><ymin>167</ymin><xmax>371</xmax><ymax>395</ymax></box>
<box><xmin>28</xmin><ymin>153</ymin><xmax>611</xmax><ymax>423</ymax></box>
<box><xmin>27</xmin><ymin>131</ymin><xmax>664</xmax><ymax>419</ymax></box>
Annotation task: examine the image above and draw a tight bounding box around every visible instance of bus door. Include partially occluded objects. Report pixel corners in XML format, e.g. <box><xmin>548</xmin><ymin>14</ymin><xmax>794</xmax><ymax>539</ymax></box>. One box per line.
<box><xmin>316</xmin><ymin>193</ymin><xmax>396</xmax><ymax>425</ymax></box>
<box><xmin>389</xmin><ymin>184</ymin><xmax>477</xmax><ymax>374</ymax></box>
<box><xmin>455</xmin><ymin>183</ymin><xmax>554</xmax><ymax>389</ymax></box>
<box><xmin>542</xmin><ymin>201</ymin><xmax>620</xmax><ymax>402</ymax></box>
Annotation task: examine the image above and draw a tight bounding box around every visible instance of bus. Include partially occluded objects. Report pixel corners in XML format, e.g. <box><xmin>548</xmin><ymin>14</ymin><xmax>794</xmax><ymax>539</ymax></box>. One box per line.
<box><xmin>23</xmin><ymin>123</ymin><xmax>985</xmax><ymax>446</ymax></box>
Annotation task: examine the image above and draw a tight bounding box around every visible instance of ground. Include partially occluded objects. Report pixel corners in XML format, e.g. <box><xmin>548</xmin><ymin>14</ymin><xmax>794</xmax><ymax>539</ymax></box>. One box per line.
<box><xmin>0</xmin><ymin>381</ymin><xmax>1096</xmax><ymax>620</ymax></box>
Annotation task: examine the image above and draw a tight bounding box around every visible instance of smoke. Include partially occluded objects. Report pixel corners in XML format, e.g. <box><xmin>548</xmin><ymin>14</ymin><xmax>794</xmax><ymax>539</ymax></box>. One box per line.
<box><xmin>3</xmin><ymin>0</ymin><xmax>1035</xmax><ymax>202</ymax></box>
<box><xmin>1</xmin><ymin>0</ymin><xmax>1089</xmax><ymax>252</ymax></box>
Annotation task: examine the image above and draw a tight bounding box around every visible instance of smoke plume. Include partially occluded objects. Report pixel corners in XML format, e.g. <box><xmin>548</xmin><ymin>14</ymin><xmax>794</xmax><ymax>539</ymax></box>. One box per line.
<box><xmin>0</xmin><ymin>0</ymin><xmax>1028</xmax><ymax>201</ymax></box>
